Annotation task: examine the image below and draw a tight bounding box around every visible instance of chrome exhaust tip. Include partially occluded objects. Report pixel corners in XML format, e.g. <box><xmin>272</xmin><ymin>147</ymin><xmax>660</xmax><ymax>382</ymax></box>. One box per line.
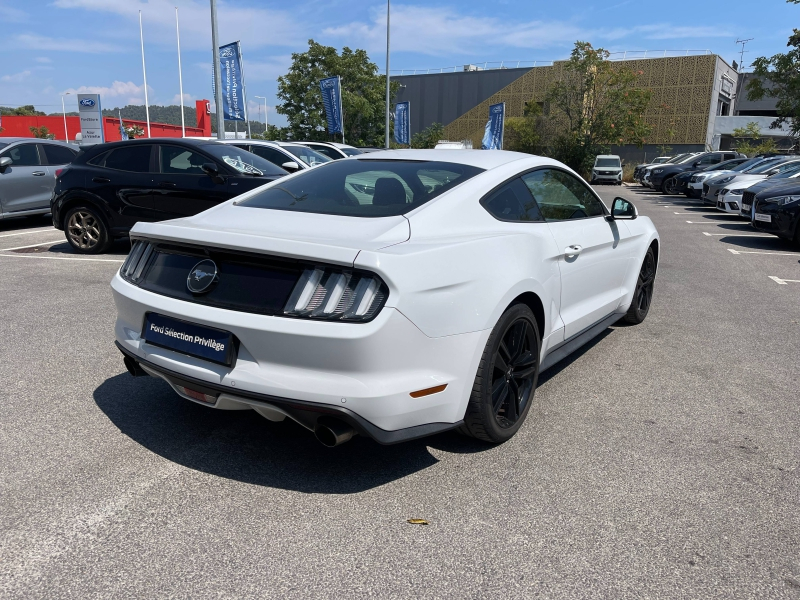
<box><xmin>314</xmin><ymin>417</ymin><xmax>356</xmax><ymax>447</ymax></box>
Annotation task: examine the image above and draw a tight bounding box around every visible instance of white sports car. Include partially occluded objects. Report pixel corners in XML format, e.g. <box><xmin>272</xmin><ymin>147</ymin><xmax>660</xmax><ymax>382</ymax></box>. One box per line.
<box><xmin>112</xmin><ymin>150</ymin><xmax>660</xmax><ymax>446</ymax></box>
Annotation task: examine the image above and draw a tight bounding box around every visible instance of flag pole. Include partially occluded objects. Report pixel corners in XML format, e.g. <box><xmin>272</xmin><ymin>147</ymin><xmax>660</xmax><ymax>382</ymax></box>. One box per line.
<box><xmin>176</xmin><ymin>6</ymin><xmax>185</xmax><ymax>137</ymax></box>
<box><xmin>237</xmin><ymin>41</ymin><xmax>252</xmax><ymax>138</ymax></box>
<box><xmin>384</xmin><ymin>0</ymin><xmax>391</xmax><ymax>149</ymax></box>
<box><xmin>139</xmin><ymin>10</ymin><xmax>151</xmax><ymax>138</ymax></box>
<box><xmin>210</xmin><ymin>0</ymin><xmax>225</xmax><ymax>140</ymax></box>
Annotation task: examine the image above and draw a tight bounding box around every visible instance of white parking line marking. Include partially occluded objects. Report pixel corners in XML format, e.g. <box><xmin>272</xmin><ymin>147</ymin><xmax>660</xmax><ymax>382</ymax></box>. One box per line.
<box><xmin>0</xmin><ymin>240</ymin><xmax>65</xmax><ymax>252</ymax></box>
<box><xmin>702</xmin><ymin>232</ymin><xmax>774</xmax><ymax>237</ymax></box>
<box><xmin>728</xmin><ymin>249</ymin><xmax>799</xmax><ymax>256</ymax></box>
<box><xmin>0</xmin><ymin>253</ymin><xmax>124</xmax><ymax>263</ymax></box>
<box><xmin>0</xmin><ymin>228</ymin><xmax>54</xmax><ymax>238</ymax></box>
<box><xmin>769</xmin><ymin>276</ymin><xmax>800</xmax><ymax>284</ymax></box>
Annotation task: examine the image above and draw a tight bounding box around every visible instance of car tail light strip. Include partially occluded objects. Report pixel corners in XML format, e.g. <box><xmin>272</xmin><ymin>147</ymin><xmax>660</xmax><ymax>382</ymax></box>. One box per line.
<box><xmin>121</xmin><ymin>240</ymin><xmax>154</xmax><ymax>283</ymax></box>
<box><xmin>284</xmin><ymin>267</ymin><xmax>387</xmax><ymax>322</ymax></box>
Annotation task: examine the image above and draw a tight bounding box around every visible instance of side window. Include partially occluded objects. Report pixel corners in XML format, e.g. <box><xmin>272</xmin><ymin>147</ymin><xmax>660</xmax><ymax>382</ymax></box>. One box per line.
<box><xmin>344</xmin><ymin>170</ymin><xmax>413</xmax><ymax>205</ymax></box>
<box><xmin>481</xmin><ymin>178</ymin><xmax>543</xmax><ymax>222</ymax></box>
<box><xmin>723</xmin><ymin>153</ymin><xmax>736</xmax><ymax>161</ymax></box>
<box><xmin>42</xmin><ymin>144</ymin><xmax>78</xmax><ymax>165</ymax></box>
<box><xmin>521</xmin><ymin>169</ymin><xmax>605</xmax><ymax>221</ymax></box>
<box><xmin>310</xmin><ymin>145</ymin><xmax>340</xmax><ymax>160</ymax></box>
<box><xmin>104</xmin><ymin>145</ymin><xmax>153</xmax><ymax>172</ymax></box>
<box><xmin>160</xmin><ymin>145</ymin><xmax>206</xmax><ymax>174</ymax></box>
<box><xmin>1</xmin><ymin>143</ymin><xmax>41</xmax><ymax>166</ymax></box>
<box><xmin>698</xmin><ymin>155</ymin><xmax>719</xmax><ymax>166</ymax></box>
<box><xmin>251</xmin><ymin>146</ymin><xmax>293</xmax><ymax>168</ymax></box>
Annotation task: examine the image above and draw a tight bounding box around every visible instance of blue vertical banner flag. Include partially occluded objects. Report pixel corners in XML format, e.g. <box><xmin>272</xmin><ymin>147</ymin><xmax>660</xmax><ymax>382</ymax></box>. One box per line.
<box><xmin>217</xmin><ymin>41</ymin><xmax>245</xmax><ymax>122</ymax></box>
<box><xmin>319</xmin><ymin>76</ymin><xmax>344</xmax><ymax>135</ymax></box>
<box><xmin>394</xmin><ymin>101</ymin><xmax>410</xmax><ymax>145</ymax></box>
<box><xmin>481</xmin><ymin>102</ymin><xmax>505</xmax><ymax>150</ymax></box>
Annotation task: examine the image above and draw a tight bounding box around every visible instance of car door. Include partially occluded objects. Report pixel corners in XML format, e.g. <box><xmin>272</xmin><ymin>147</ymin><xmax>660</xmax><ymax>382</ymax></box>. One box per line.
<box><xmin>0</xmin><ymin>142</ymin><xmax>51</xmax><ymax>214</ymax></box>
<box><xmin>153</xmin><ymin>144</ymin><xmax>230</xmax><ymax>218</ymax></box>
<box><xmin>521</xmin><ymin>168</ymin><xmax>631</xmax><ymax>339</ymax></box>
<box><xmin>83</xmin><ymin>144</ymin><xmax>157</xmax><ymax>229</ymax></box>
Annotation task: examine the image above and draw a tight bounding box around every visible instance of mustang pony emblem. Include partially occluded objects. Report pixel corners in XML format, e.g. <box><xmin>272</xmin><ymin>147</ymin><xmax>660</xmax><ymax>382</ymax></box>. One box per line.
<box><xmin>186</xmin><ymin>260</ymin><xmax>218</xmax><ymax>294</ymax></box>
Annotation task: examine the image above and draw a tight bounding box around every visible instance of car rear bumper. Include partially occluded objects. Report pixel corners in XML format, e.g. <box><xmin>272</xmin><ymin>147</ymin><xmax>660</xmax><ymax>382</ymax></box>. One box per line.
<box><xmin>111</xmin><ymin>272</ymin><xmax>487</xmax><ymax>436</ymax></box>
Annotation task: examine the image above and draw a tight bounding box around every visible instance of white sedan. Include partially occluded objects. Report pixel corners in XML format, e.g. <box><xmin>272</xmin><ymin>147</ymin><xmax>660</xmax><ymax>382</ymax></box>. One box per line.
<box><xmin>112</xmin><ymin>150</ymin><xmax>660</xmax><ymax>446</ymax></box>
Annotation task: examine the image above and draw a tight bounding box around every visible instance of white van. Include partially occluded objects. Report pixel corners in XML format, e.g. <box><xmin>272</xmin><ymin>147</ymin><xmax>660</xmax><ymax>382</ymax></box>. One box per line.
<box><xmin>591</xmin><ymin>155</ymin><xmax>623</xmax><ymax>185</ymax></box>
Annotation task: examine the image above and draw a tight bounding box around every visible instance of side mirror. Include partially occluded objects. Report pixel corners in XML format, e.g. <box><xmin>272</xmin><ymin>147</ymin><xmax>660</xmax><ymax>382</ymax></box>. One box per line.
<box><xmin>0</xmin><ymin>156</ymin><xmax>11</xmax><ymax>170</ymax></box>
<box><xmin>609</xmin><ymin>197</ymin><xmax>637</xmax><ymax>220</ymax></box>
<box><xmin>281</xmin><ymin>161</ymin><xmax>300</xmax><ymax>172</ymax></box>
<box><xmin>201</xmin><ymin>162</ymin><xmax>224</xmax><ymax>182</ymax></box>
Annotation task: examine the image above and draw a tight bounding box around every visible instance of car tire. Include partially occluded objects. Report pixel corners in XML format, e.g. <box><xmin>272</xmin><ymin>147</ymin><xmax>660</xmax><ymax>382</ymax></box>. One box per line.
<box><xmin>624</xmin><ymin>247</ymin><xmax>656</xmax><ymax>325</ymax></box>
<box><xmin>64</xmin><ymin>205</ymin><xmax>112</xmax><ymax>254</ymax></box>
<box><xmin>661</xmin><ymin>177</ymin><xmax>678</xmax><ymax>195</ymax></box>
<box><xmin>460</xmin><ymin>303</ymin><xmax>541</xmax><ymax>444</ymax></box>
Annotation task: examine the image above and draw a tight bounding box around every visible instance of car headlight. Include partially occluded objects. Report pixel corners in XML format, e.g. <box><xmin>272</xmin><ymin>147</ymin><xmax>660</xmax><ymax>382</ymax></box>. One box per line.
<box><xmin>766</xmin><ymin>195</ymin><xmax>800</xmax><ymax>206</ymax></box>
<box><xmin>715</xmin><ymin>175</ymin><xmax>735</xmax><ymax>185</ymax></box>
<box><xmin>284</xmin><ymin>266</ymin><xmax>388</xmax><ymax>321</ymax></box>
<box><xmin>728</xmin><ymin>188</ymin><xmax>746</xmax><ymax>196</ymax></box>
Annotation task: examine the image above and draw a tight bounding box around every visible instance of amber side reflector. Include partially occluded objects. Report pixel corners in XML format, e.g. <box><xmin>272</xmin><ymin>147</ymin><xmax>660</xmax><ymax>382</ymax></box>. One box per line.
<box><xmin>410</xmin><ymin>384</ymin><xmax>447</xmax><ymax>398</ymax></box>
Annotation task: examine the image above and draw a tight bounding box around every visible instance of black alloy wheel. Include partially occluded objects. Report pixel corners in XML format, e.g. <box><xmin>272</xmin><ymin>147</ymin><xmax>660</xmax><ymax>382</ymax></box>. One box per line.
<box><xmin>624</xmin><ymin>247</ymin><xmax>656</xmax><ymax>324</ymax></box>
<box><xmin>461</xmin><ymin>303</ymin><xmax>541</xmax><ymax>443</ymax></box>
<box><xmin>662</xmin><ymin>177</ymin><xmax>679</xmax><ymax>195</ymax></box>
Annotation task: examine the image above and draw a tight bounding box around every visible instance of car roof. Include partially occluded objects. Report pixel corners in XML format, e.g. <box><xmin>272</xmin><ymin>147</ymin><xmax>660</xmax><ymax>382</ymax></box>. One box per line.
<box><xmin>595</xmin><ymin>155</ymin><xmax>620</xmax><ymax>159</ymax></box>
<box><xmin>343</xmin><ymin>148</ymin><xmax>554</xmax><ymax>170</ymax></box>
<box><xmin>302</xmin><ymin>141</ymin><xmax>358</xmax><ymax>150</ymax></box>
<box><xmin>0</xmin><ymin>137</ymin><xmax>74</xmax><ymax>145</ymax></box>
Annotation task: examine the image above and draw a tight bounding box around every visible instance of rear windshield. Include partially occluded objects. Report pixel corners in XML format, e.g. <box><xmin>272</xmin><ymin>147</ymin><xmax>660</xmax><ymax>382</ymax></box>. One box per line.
<box><xmin>236</xmin><ymin>159</ymin><xmax>484</xmax><ymax>217</ymax></box>
<box><xmin>595</xmin><ymin>158</ymin><xmax>620</xmax><ymax>167</ymax></box>
<box><xmin>341</xmin><ymin>147</ymin><xmax>363</xmax><ymax>156</ymax></box>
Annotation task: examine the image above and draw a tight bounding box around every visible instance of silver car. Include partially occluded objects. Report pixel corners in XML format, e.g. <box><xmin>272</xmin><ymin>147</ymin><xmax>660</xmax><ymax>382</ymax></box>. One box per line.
<box><xmin>0</xmin><ymin>138</ymin><xmax>78</xmax><ymax>219</ymax></box>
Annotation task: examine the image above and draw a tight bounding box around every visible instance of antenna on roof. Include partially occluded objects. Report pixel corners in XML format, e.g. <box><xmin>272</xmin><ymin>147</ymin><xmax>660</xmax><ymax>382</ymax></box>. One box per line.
<box><xmin>735</xmin><ymin>38</ymin><xmax>754</xmax><ymax>72</ymax></box>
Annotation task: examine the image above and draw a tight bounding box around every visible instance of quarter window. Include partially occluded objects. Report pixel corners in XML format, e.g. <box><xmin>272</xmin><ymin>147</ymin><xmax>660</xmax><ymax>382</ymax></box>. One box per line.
<box><xmin>481</xmin><ymin>178</ymin><xmax>543</xmax><ymax>222</ymax></box>
<box><xmin>521</xmin><ymin>169</ymin><xmax>605</xmax><ymax>221</ymax></box>
<box><xmin>104</xmin><ymin>145</ymin><xmax>153</xmax><ymax>172</ymax></box>
<box><xmin>1</xmin><ymin>143</ymin><xmax>40</xmax><ymax>166</ymax></box>
<box><xmin>250</xmin><ymin>145</ymin><xmax>293</xmax><ymax>168</ymax></box>
<box><xmin>42</xmin><ymin>144</ymin><xmax>77</xmax><ymax>165</ymax></box>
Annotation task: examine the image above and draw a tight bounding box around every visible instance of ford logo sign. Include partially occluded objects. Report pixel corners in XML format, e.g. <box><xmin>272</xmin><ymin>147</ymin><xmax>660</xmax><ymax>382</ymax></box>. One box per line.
<box><xmin>187</xmin><ymin>259</ymin><xmax>218</xmax><ymax>294</ymax></box>
<box><xmin>79</xmin><ymin>98</ymin><xmax>96</xmax><ymax>107</ymax></box>
<box><xmin>220</xmin><ymin>47</ymin><xmax>235</xmax><ymax>58</ymax></box>
<box><xmin>322</xmin><ymin>80</ymin><xmax>336</xmax><ymax>89</ymax></box>
<box><xmin>491</xmin><ymin>105</ymin><xmax>503</xmax><ymax>113</ymax></box>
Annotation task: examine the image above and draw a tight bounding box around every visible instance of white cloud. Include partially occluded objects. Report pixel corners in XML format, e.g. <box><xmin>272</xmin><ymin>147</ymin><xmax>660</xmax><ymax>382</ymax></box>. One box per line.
<box><xmin>172</xmin><ymin>92</ymin><xmax>196</xmax><ymax>105</ymax></box>
<box><xmin>9</xmin><ymin>34</ymin><xmax>121</xmax><ymax>53</ymax></box>
<box><xmin>63</xmin><ymin>81</ymin><xmax>154</xmax><ymax>105</ymax></box>
<box><xmin>35</xmin><ymin>57</ymin><xmax>53</xmax><ymax>64</ymax></box>
<box><xmin>1</xmin><ymin>70</ymin><xmax>32</xmax><ymax>83</ymax></box>
<box><xmin>51</xmin><ymin>0</ymin><xmax>305</xmax><ymax>50</ymax></box>
<box><xmin>0</xmin><ymin>3</ymin><xmax>28</xmax><ymax>23</ymax></box>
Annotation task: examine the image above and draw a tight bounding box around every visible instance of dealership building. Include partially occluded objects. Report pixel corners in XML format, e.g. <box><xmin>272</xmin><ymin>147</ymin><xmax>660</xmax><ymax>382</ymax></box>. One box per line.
<box><xmin>392</xmin><ymin>52</ymin><xmax>791</xmax><ymax>161</ymax></box>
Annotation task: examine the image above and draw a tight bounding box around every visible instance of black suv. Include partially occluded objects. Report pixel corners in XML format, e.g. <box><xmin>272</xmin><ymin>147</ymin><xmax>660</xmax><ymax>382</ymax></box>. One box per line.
<box><xmin>51</xmin><ymin>138</ymin><xmax>286</xmax><ymax>254</ymax></box>
<box><xmin>649</xmin><ymin>151</ymin><xmax>742</xmax><ymax>194</ymax></box>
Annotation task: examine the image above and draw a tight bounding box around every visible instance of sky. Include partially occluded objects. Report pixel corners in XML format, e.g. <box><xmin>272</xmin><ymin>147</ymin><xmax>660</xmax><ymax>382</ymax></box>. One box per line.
<box><xmin>1</xmin><ymin>0</ymin><xmax>798</xmax><ymax>127</ymax></box>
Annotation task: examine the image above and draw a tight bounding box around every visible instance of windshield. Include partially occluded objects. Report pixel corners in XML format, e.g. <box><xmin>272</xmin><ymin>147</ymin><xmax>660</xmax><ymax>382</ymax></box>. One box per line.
<box><xmin>771</xmin><ymin>163</ymin><xmax>800</xmax><ymax>179</ymax></box>
<box><xmin>595</xmin><ymin>158</ymin><xmax>620</xmax><ymax>168</ymax></box>
<box><xmin>730</xmin><ymin>158</ymin><xmax>766</xmax><ymax>172</ymax></box>
<box><xmin>676</xmin><ymin>154</ymin><xmax>700</xmax><ymax>164</ymax></box>
<box><xmin>341</xmin><ymin>147</ymin><xmax>363</xmax><ymax>156</ymax></box>
<box><xmin>701</xmin><ymin>159</ymin><xmax>744</xmax><ymax>172</ymax></box>
<box><xmin>747</xmin><ymin>159</ymin><xmax>790</xmax><ymax>174</ymax></box>
<box><xmin>652</xmin><ymin>157</ymin><xmax>669</xmax><ymax>164</ymax></box>
<box><xmin>236</xmin><ymin>159</ymin><xmax>484</xmax><ymax>217</ymax></box>
<box><xmin>666</xmin><ymin>154</ymin><xmax>689</xmax><ymax>163</ymax></box>
<box><xmin>282</xmin><ymin>145</ymin><xmax>331</xmax><ymax>167</ymax></box>
<box><xmin>200</xmin><ymin>144</ymin><xmax>286</xmax><ymax>176</ymax></box>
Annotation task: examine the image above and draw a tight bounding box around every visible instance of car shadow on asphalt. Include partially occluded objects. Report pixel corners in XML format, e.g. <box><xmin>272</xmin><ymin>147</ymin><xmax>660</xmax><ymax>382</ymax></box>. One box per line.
<box><xmin>720</xmin><ymin>236</ymin><xmax>799</xmax><ymax>252</ymax></box>
<box><xmin>0</xmin><ymin>214</ymin><xmax>52</xmax><ymax>233</ymax></box>
<box><xmin>93</xmin><ymin>372</ymin><xmax>489</xmax><ymax>494</ymax></box>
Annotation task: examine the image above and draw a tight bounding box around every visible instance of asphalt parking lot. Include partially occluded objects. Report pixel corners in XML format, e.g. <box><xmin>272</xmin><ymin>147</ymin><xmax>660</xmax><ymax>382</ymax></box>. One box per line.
<box><xmin>1</xmin><ymin>187</ymin><xmax>799</xmax><ymax>599</ymax></box>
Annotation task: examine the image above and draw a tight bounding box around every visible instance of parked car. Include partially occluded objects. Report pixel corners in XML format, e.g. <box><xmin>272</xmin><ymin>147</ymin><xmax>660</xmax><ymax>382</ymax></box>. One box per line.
<box><xmin>673</xmin><ymin>158</ymin><xmax>748</xmax><ymax>197</ymax></box>
<box><xmin>702</xmin><ymin>156</ymin><xmax>793</xmax><ymax>205</ymax></box>
<box><xmin>218</xmin><ymin>139</ymin><xmax>331</xmax><ymax>172</ymax></box>
<box><xmin>636</xmin><ymin>153</ymin><xmax>697</xmax><ymax>185</ymax></box>
<box><xmin>633</xmin><ymin>156</ymin><xmax>671</xmax><ymax>183</ymax></box>
<box><xmin>740</xmin><ymin>163</ymin><xmax>800</xmax><ymax>218</ymax></box>
<box><xmin>649</xmin><ymin>151</ymin><xmax>743</xmax><ymax>194</ymax></box>
<box><xmin>112</xmin><ymin>149</ymin><xmax>659</xmax><ymax>447</ymax></box>
<box><xmin>751</xmin><ymin>181</ymin><xmax>800</xmax><ymax>244</ymax></box>
<box><xmin>0</xmin><ymin>138</ymin><xmax>78</xmax><ymax>220</ymax></box>
<box><xmin>51</xmin><ymin>138</ymin><xmax>286</xmax><ymax>254</ymax></box>
<box><xmin>707</xmin><ymin>158</ymin><xmax>800</xmax><ymax>211</ymax></box>
<box><xmin>591</xmin><ymin>155</ymin><xmax>623</xmax><ymax>185</ymax></box>
<box><xmin>299</xmin><ymin>141</ymin><xmax>363</xmax><ymax>160</ymax></box>
<box><xmin>642</xmin><ymin>153</ymin><xmax>704</xmax><ymax>187</ymax></box>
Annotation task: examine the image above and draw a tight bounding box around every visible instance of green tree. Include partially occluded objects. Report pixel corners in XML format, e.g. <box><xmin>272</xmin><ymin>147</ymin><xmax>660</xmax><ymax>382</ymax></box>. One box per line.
<box><xmin>542</xmin><ymin>42</ymin><xmax>652</xmax><ymax>176</ymax></box>
<box><xmin>505</xmin><ymin>102</ymin><xmax>543</xmax><ymax>155</ymax></box>
<box><xmin>276</xmin><ymin>40</ymin><xmax>400</xmax><ymax>146</ymax></box>
<box><xmin>29</xmin><ymin>125</ymin><xmax>54</xmax><ymax>139</ymax></box>
<box><xmin>252</xmin><ymin>124</ymin><xmax>287</xmax><ymax>141</ymax></box>
<box><xmin>747</xmin><ymin>28</ymin><xmax>800</xmax><ymax>138</ymax></box>
<box><xmin>410</xmin><ymin>122</ymin><xmax>444</xmax><ymax>149</ymax></box>
<box><xmin>731</xmin><ymin>122</ymin><xmax>778</xmax><ymax>156</ymax></box>
<box><xmin>1</xmin><ymin>105</ymin><xmax>45</xmax><ymax>116</ymax></box>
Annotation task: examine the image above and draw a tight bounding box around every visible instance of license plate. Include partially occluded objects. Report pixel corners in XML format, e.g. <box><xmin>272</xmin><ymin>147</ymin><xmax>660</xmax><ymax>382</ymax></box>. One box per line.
<box><xmin>754</xmin><ymin>213</ymin><xmax>772</xmax><ymax>223</ymax></box>
<box><xmin>143</xmin><ymin>313</ymin><xmax>235</xmax><ymax>366</ymax></box>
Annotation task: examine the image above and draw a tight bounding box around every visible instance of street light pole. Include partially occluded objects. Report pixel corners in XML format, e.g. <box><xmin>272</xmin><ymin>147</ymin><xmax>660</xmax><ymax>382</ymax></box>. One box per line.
<box><xmin>384</xmin><ymin>0</ymin><xmax>391</xmax><ymax>149</ymax></box>
<box><xmin>254</xmin><ymin>95</ymin><xmax>268</xmax><ymax>136</ymax></box>
<box><xmin>210</xmin><ymin>0</ymin><xmax>225</xmax><ymax>140</ymax></box>
<box><xmin>139</xmin><ymin>10</ymin><xmax>151</xmax><ymax>138</ymax></box>
<box><xmin>61</xmin><ymin>92</ymin><xmax>70</xmax><ymax>142</ymax></box>
<box><xmin>176</xmin><ymin>6</ymin><xmax>186</xmax><ymax>137</ymax></box>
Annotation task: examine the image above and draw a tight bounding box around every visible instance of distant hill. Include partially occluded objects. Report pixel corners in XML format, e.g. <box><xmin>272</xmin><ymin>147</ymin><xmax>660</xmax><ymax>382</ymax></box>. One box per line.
<box><xmin>49</xmin><ymin>104</ymin><xmax>265</xmax><ymax>133</ymax></box>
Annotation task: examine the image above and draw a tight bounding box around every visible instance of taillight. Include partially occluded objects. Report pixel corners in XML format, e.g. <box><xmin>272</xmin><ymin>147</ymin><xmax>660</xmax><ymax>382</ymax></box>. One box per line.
<box><xmin>54</xmin><ymin>168</ymin><xmax>67</xmax><ymax>179</ymax></box>
<box><xmin>283</xmin><ymin>266</ymin><xmax>388</xmax><ymax>322</ymax></box>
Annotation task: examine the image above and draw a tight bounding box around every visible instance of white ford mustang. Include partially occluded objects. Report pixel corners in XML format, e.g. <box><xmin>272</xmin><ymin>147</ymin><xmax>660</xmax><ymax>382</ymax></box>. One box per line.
<box><xmin>112</xmin><ymin>150</ymin><xmax>659</xmax><ymax>446</ymax></box>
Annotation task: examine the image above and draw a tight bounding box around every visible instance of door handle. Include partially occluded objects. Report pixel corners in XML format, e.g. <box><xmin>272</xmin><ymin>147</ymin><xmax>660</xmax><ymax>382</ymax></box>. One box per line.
<box><xmin>92</xmin><ymin>177</ymin><xmax>110</xmax><ymax>183</ymax></box>
<box><xmin>32</xmin><ymin>171</ymin><xmax>46</xmax><ymax>176</ymax></box>
<box><xmin>564</xmin><ymin>245</ymin><xmax>583</xmax><ymax>258</ymax></box>
<box><xmin>158</xmin><ymin>181</ymin><xmax>176</xmax><ymax>188</ymax></box>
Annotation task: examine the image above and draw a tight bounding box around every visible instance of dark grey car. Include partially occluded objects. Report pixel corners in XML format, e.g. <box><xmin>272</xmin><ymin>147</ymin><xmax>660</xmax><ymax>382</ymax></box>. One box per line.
<box><xmin>0</xmin><ymin>138</ymin><xmax>78</xmax><ymax>220</ymax></box>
